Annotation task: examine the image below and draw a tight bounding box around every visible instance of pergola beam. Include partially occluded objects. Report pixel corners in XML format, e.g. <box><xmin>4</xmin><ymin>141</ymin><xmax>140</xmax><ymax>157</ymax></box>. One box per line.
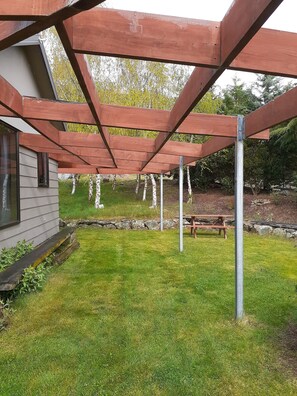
<box><xmin>69</xmin><ymin>7</ymin><xmax>297</xmax><ymax>78</ymax></box>
<box><xmin>18</xmin><ymin>131</ymin><xmax>202</xmax><ymax>169</ymax></box>
<box><xmin>21</xmin><ymin>97</ymin><xmax>237</xmax><ymax>137</ymax></box>
<box><xmin>17</xmin><ymin>98</ymin><xmax>268</xmax><ymax>139</ymax></box>
<box><xmin>70</xmin><ymin>8</ymin><xmax>220</xmax><ymax>67</ymax></box>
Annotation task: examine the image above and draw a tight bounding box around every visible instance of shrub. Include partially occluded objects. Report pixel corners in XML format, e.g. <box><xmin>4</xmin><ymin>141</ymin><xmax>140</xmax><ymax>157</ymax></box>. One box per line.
<box><xmin>14</xmin><ymin>264</ymin><xmax>49</xmax><ymax>296</ymax></box>
<box><xmin>0</xmin><ymin>240</ymin><xmax>33</xmax><ymax>272</ymax></box>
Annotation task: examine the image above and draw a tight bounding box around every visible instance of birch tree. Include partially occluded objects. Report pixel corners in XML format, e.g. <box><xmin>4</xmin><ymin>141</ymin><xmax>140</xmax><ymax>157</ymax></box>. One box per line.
<box><xmin>135</xmin><ymin>174</ymin><xmax>141</xmax><ymax>194</ymax></box>
<box><xmin>95</xmin><ymin>174</ymin><xmax>104</xmax><ymax>209</ymax></box>
<box><xmin>71</xmin><ymin>174</ymin><xmax>76</xmax><ymax>195</ymax></box>
<box><xmin>150</xmin><ymin>174</ymin><xmax>157</xmax><ymax>208</ymax></box>
<box><xmin>112</xmin><ymin>174</ymin><xmax>117</xmax><ymax>190</ymax></box>
<box><xmin>187</xmin><ymin>135</ymin><xmax>194</xmax><ymax>203</ymax></box>
<box><xmin>88</xmin><ymin>174</ymin><xmax>94</xmax><ymax>201</ymax></box>
<box><xmin>142</xmin><ymin>174</ymin><xmax>148</xmax><ymax>201</ymax></box>
<box><xmin>186</xmin><ymin>166</ymin><xmax>193</xmax><ymax>204</ymax></box>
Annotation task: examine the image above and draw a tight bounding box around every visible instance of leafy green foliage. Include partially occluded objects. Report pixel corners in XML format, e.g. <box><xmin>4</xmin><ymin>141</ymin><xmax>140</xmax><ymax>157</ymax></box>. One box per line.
<box><xmin>14</xmin><ymin>264</ymin><xmax>49</xmax><ymax>296</ymax></box>
<box><xmin>0</xmin><ymin>240</ymin><xmax>33</xmax><ymax>272</ymax></box>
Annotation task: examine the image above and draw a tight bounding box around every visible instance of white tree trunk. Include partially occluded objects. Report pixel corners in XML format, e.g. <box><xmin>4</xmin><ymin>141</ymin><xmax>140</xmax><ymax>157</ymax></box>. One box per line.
<box><xmin>150</xmin><ymin>174</ymin><xmax>157</xmax><ymax>208</ymax></box>
<box><xmin>88</xmin><ymin>174</ymin><xmax>94</xmax><ymax>201</ymax></box>
<box><xmin>135</xmin><ymin>174</ymin><xmax>141</xmax><ymax>194</ymax></box>
<box><xmin>187</xmin><ymin>166</ymin><xmax>193</xmax><ymax>204</ymax></box>
<box><xmin>112</xmin><ymin>174</ymin><xmax>116</xmax><ymax>190</ymax></box>
<box><xmin>95</xmin><ymin>174</ymin><xmax>104</xmax><ymax>209</ymax></box>
<box><xmin>142</xmin><ymin>174</ymin><xmax>148</xmax><ymax>201</ymax></box>
<box><xmin>187</xmin><ymin>135</ymin><xmax>194</xmax><ymax>204</ymax></box>
<box><xmin>71</xmin><ymin>174</ymin><xmax>76</xmax><ymax>195</ymax></box>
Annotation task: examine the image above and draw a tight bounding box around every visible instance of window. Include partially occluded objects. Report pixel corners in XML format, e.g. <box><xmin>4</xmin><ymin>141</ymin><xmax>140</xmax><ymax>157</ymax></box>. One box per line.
<box><xmin>37</xmin><ymin>152</ymin><xmax>49</xmax><ymax>187</ymax></box>
<box><xmin>0</xmin><ymin>122</ymin><xmax>20</xmax><ymax>229</ymax></box>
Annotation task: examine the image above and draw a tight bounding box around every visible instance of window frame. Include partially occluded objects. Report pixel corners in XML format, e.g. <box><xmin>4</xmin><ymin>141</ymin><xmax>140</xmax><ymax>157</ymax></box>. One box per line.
<box><xmin>0</xmin><ymin>121</ymin><xmax>20</xmax><ymax>231</ymax></box>
<box><xmin>37</xmin><ymin>152</ymin><xmax>50</xmax><ymax>188</ymax></box>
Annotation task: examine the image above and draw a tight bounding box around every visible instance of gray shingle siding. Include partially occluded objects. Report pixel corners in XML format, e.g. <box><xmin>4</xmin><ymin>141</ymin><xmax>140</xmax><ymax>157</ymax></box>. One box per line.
<box><xmin>0</xmin><ymin>147</ymin><xmax>59</xmax><ymax>249</ymax></box>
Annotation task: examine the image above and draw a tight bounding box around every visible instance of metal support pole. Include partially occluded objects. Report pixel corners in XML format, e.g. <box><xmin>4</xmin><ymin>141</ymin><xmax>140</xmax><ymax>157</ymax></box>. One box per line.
<box><xmin>179</xmin><ymin>156</ymin><xmax>184</xmax><ymax>252</ymax></box>
<box><xmin>160</xmin><ymin>173</ymin><xmax>164</xmax><ymax>231</ymax></box>
<box><xmin>235</xmin><ymin>115</ymin><xmax>245</xmax><ymax>320</ymax></box>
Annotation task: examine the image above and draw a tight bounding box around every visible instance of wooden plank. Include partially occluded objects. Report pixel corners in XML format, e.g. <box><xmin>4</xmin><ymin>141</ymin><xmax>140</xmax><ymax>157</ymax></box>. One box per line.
<box><xmin>69</xmin><ymin>8</ymin><xmax>297</xmax><ymax>78</ymax></box>
<box><xmin>58</xmin><ymin>167</ymin><xmax>98</xmax><ymax>174</ymax></box>
<box><xmin>52</xmin><ymin>153</ymin><xmax>114</xmax><ymax>167</ymax></box>
<box><xmin>19</xmin><ymin>133</ymin><xmax>61</xmax><ymax>152</ymax></box>
<box><xmin>153</xmin><ymin>153</ymin><xmax>197</xmax><ymax>165</ymax></box>
<box><xmin>71</xmin><ymin>8</ymin><xmax>219</xmax><ymax>66</ymax></box>
<box><xmin>22</xmin><ymin>97</ymin><xmax>95</xmax><ymax>125</ymax></box>
<box><xmin>110</xmin><ymin>135</ymin><xmax>155</xmax><ymax>153</ymax></box>
<box><xmin>232</xmin><ymin>28</ymin><xmax>297</xmax><ymax>78</ymax></box>
<box><xmin>59</xmin><ymin>131</ymin><xmax>106</xmax><ymax>148</ymax></box>
<box><xmin>22</xmin><ymin>98</ymin><xmax>239</xmax><ymax>137</ymax></box>
<box><xmin>0</xmin><ymin>0</ymin><xmax>105</xmax><ymax>50</ymax></box>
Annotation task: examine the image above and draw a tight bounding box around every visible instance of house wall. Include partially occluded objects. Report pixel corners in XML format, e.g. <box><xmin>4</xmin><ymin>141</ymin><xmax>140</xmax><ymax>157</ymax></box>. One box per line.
<box><xmin>0</xmin><ymin>43</ymin><xmax>61</xmax><ymax>250</ymax></box>
<box><xmin>0</xmin><ymin>147</ymin><xmax>59</xmax><ymax>249</ymax></box>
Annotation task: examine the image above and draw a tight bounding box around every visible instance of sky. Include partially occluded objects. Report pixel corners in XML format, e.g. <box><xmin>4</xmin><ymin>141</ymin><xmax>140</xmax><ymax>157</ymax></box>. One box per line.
<box><xmin>104</xmin><ymin>0</ymin><xmax>297</xmax><ymax>88</ymax></box>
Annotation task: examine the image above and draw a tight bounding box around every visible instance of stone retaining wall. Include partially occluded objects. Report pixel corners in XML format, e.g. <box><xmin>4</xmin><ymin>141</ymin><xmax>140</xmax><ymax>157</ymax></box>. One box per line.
<box><xmin>61</xmin><ymin>218</ymin><xmax>297</xmax><ymax>238</ymax></box>
<box><xmin>63</xmin><ymin>219</ymin><xmax>178</xmax><ymax>231</ymax></box>
<box><xmin>244</xmin><ymin>221</ymin><xmax>297</xmax><ymax>239</ymax></box>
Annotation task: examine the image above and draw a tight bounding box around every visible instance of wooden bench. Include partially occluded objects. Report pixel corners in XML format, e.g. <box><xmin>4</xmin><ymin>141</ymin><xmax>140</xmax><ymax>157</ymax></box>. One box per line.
<box><xmin>185</xmin><ymin>214</ymin><xmax>234</xmax><ymax>239</ymax></box>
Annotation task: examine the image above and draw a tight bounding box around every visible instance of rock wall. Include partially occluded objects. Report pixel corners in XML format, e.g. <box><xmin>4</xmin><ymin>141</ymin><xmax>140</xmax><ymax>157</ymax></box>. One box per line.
<box><xmin>62</xmin><ymin>219</ymin><xmax>178</xmax><ymax>231</ymax></box>
<box><xmin>60</xmin><ymin>218</ymin><xmax>297</xmax><ymax>238</ymax></box>
<box><xmin>244</xmin><ymin>221</ymin><xmax>297</xmax><ymax>239</ymax></box>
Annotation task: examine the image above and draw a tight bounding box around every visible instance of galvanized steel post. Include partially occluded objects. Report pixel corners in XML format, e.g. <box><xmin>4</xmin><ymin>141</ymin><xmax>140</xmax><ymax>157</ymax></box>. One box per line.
<box><xmin>179</xmin><ymin>156</ymin><xmax>184</xmax><ymax>252</ymax></box>
<box><xmin>160</xmin><ymin>173</ymin><xmax>164</xmax><ymax>231</ymax></box>
<box><xmin>235</xmin><ymin>115</ymin><xmax>245</xmax><ymax>319</ymax></box>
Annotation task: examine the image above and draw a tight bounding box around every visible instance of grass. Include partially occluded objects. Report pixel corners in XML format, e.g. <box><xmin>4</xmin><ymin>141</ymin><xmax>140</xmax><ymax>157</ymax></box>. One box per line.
<box><xmin>59</xmin><ymin>177</ymin><xmax>192</xmax><ymax>220</ymax></box>
<box><xmin>0</xmin><ymin>229</ymin><xmax>296</xmax><ymax>395</ymax></box>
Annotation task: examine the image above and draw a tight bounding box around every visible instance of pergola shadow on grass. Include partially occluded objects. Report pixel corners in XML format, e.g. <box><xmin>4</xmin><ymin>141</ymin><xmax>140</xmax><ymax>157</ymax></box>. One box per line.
<box><xmin>0</xmin><ymin>229</ymin><xmax>296</xmax><ymax>395</ymax></box>
<box><xmin>1</xmin><ymin>0</ymin><xmax>297</xmax><ymax>319</ymax></box>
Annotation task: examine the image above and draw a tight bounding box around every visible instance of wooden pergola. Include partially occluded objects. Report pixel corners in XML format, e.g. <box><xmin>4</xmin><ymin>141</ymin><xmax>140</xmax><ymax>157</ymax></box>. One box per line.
<box><xmin>2</xmin><ymin>0</ymin><xmax>296</xmax><ymax>175</ymax></box>
<box><xmin>1</xmin><ymin>0</ymin><xmax>296</xmax><ymax>318</ymax></box>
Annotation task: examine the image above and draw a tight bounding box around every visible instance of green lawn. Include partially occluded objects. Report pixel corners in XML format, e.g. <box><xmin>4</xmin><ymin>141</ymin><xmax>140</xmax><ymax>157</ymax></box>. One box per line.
<box><xmin>59</xmin><ymin>178</ymin><xmax>192</xmax><ymax>220</ymax></box>
<box><xmin>0</xmin><ymin>229</ymin><xmax>296</xmax><ymax>395</ymax></box>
